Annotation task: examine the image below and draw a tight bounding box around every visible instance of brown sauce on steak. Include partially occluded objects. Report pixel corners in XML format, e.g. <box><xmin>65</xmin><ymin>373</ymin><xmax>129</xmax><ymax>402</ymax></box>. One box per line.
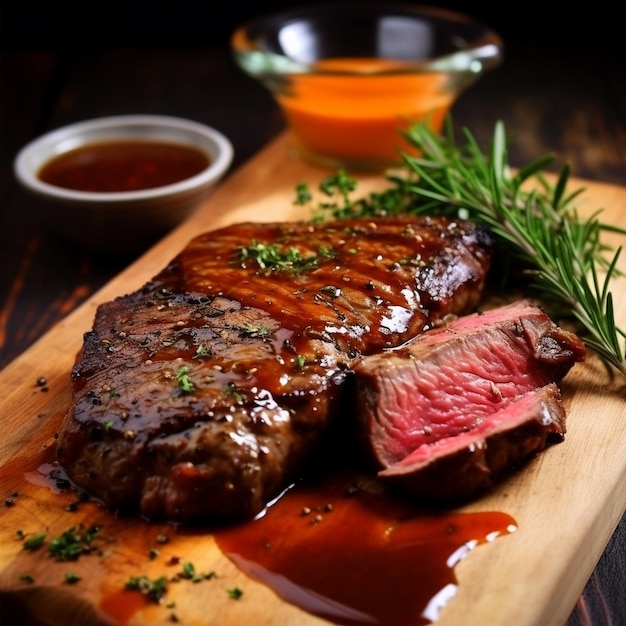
<box><xmin>56</xmin><ymin>216</ymin><xmax>494</xmax><ymax>522</ymax></box>
<box><xmin>160</xmin><ymin>217</ymin><xmax>492</xmax><ymax>356</ymax></box>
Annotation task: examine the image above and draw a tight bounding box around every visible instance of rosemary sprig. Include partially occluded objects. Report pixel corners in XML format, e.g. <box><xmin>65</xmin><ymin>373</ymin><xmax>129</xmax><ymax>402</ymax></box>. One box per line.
<box><xmin>301</xmin><ymin>119</ymin><xmax>626</xmax><ymax>377</ymax></box>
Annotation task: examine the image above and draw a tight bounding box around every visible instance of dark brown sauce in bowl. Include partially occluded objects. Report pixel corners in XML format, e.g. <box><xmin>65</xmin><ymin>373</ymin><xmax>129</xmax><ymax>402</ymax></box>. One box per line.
<box><xmin>38</xmin><ymin>139</ymin><xmax>211</xmax><ymax>193</ymax></box>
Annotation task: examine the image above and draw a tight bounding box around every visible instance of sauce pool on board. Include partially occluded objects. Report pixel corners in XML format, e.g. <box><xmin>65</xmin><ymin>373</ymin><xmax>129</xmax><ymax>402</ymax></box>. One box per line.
<box><xmin>37</xmin><ymin>139</ymin><xmax>211</xmax><ymax>193</ymax></box>
<box><xmin>214</xmin><ymin>468</ymin><xmax>517</xmax><ymax>626</ymax></box>
<box><xmin>0</xmin><ymin>433</ymin><xmax>516</xmax><ymax>626</ymax></box>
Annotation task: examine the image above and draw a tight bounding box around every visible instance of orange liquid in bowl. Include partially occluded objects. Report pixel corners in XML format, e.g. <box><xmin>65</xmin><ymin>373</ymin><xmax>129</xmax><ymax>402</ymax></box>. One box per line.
<box><xmin>276</xmin><ymin>58</ymin><xmax>455</xmax><ymax>169</ymax></box>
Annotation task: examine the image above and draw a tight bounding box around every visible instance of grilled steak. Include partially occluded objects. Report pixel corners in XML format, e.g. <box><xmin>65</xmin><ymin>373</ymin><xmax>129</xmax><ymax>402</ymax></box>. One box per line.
<box><xmin>56</xmin><ymin>216</ymin><xmax>493</xmax><ymax>522</ymax></box>
<box><xmin>353</xmin><ymin>300</ymin><xmax>586</xmax><ymax>501</ymax></box>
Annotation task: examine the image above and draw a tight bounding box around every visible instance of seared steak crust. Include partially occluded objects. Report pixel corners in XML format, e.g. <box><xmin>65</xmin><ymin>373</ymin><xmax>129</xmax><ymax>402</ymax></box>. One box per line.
<box><xmin>56</xmin><ymin>216</ymin><xmax>493</xmax><ymax>522</ymax></box>
<box><xmin>353</xmin><ymin>300</ymin><xmax>586</xmax><ymax>501</ymax></box>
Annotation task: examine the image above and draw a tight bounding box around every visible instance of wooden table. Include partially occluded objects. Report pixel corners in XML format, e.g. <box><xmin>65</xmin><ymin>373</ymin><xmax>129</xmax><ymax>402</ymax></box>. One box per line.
<box><xmin>1</xmin><ymin>3</ymin><xmax>625</xmax><ymax>624</ymax></box>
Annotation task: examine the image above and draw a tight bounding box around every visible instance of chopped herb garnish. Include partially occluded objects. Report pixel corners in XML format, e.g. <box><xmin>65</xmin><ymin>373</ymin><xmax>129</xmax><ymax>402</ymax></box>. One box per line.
<box><xmin>295</xmin><ymin>354</ymin><xmax>306</xmax><ymax>370</ymax></box>
<box><xmin>173</xmin><ymin>561</ymin><xmax>213</xmax><ymax>583</ymax></box>
<box><xmin>318</xmin><ymin>169</ymin><xmax>357</xmax><ymax>212</ymax></box>
<box><xmin>23</xmin><ymin>533</ymin><xmax>46</xmax><ymax>551</ymax></box>
<box><xmin>64</xmin><ymin>572</ymin><xmax>81</xmax><ymax>584</ymax></box>
<box><xmin>294</xmin><ymin>181</ymin><xmax>313</xmax><ymax>205</ymax></box>
<box><xmin>236</xmin><ymin>323</ymin><xmax>272</xmax><ymax>338</ymax></box>
<box><xmin>20</xmin><ymin>573</ymin><xmax>34</xmax><ymax>584</ymax></box>
<box><xmin>227</xmin><ymin>586</ymin><xmax>244</xmax><ymax>600</ymax></box>
<box><xmin>175</xmin><ymin>366</ymin><xmax>196</xmax><ymax>394</ymax></box>
<box><xmin>48</xmin><ymin>525</ymin><xmax>99</xmax><ymax>561</ymax></box>
<box><xmin>193</xmin><ymin>344</ymin><xmax>211</xmax><ymax>359</ymax></box>
<box><xmin>224</xmin><ymin>382</ymin><xmax>245</xmax><ymax>404</ymax></box>
<box><xmin>317</xmin><ymin>245</ymin><xmax>335</xmax><ymax>260</ymax></box>
<box><xmin>238</xmin><ymin>240</ymin><xmax>321</xmax><ymax>274</ymax></box>
<box><xmin>179</xmin><ymin>561</ymin><xmax>196</xmax><ymax>580</ymax></box>
<box><xmin>125</xmin><ymin>575</ymin><xmax>169</xmax><ymax>603</ymax></box>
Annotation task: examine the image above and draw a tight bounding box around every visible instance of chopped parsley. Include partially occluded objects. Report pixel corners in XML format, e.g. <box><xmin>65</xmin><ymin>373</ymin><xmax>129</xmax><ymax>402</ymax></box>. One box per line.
<box><xmin>293</xmin><ymin>181</ymin><xmax>313</xmax><ymax>205</ymax></box>
<box><xmin>236</xmin><ymin>323</ymin><xmax>272</xmax><ymax>338</ymax></box>
<box><xmin>64</xmin><ymin>572</ymin><xmax>81</xmax><ymax>584</ymax></box>
<box><xmin>175</xmin><ymin>366</ymin><xmax>196</xmax><ymax>394</ymax></box>
<box><xmin>48</xmin><ymin>525</ymin><xmax>100</xmax><ymax>561</ymax></box>
<box><xmin>23</xmin><ymin>533</ymin><xmax>46</xmax><ymax>551</ymax></box>
<box><xmin>238</xmin><ymin>241</ymin><xmax>328</xmax><ymax>274</ymax></box>
<box><xmin>227</xmin><ymin>587</ymin><xmax>244</xmax><ymax>600</ymax></box>
<box><xmin>192</xmin><ymin>344</ymin><xmax>211</xmax><ymax>359</ymax></box>
<box><xmin>22</xmin><ymin>525</ymin><xmax>100</xmax><ymax>561</ymax></box>
<box><xmin>172</xmin><ymin>561</ymin><xmax>217</xmax><ymax>583</ymax></box>
<box><xmin>224</xmin><ymin>382</ymin><xmax>245</xmax><ymax>404</ymax></box>
<box><xmin>125</xmin><ymin>575</ymin><xmax>169</xmax><ymax>603</ymax></box>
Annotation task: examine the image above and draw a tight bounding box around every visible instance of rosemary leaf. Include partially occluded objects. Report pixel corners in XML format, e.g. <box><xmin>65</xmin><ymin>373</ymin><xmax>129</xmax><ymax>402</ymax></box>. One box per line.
<box><xmin>299</xmin><ymin>118</ymin><xmax>626</xmax><ymax>377</ymax></box>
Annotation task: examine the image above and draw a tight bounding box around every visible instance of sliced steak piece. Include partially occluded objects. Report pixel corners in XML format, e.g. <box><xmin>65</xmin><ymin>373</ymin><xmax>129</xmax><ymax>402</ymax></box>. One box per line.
<box><xmin>353</xmin><ymin>300</ymin><xmax>586</xmax><ymax>501</ymax></box>
<box><xmin>56</xmin><ymin>215</ymin><xmax>493</xmax><ymax>522</ymax></box>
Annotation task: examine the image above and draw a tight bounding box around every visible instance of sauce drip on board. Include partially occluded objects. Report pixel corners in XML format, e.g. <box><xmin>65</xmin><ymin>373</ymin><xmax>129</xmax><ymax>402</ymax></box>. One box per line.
<box><xmin>276</xmin><ymin>58</ymin><xmax>453</xmax><ymax>168</ymax></box>
<box><xmin>0</xmin><ymin>410</ymin><xmax>516</xmax><ymax>626</ymax></box>
<box><xmin>38</xmin><ymin>139</ymin><xmax>210</xmax><ymax>193</ymax></box>
<box><xmin>214</xmin><ymin>467</ymin><xmax>517</xmax><ymax>626</ymax></box>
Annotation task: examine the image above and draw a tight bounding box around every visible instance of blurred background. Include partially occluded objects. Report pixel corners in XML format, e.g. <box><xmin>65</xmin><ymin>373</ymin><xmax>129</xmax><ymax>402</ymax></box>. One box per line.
<box><xmin>1</xmin><ymin>0</ymin><xmax>623</xmax><ymax>50</ymax></box>
<box><xmin>2</xmin><ymin>0</ymin><xmax>624</xmax><ymax>178</ymax></box>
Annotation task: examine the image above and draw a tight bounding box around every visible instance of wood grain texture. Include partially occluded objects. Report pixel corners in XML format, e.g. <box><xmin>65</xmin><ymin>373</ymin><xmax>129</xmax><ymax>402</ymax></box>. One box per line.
<box><xmin>1</xmin><ymin>133</ymin><xmax>625</xmax><ymax>626</ymax></box>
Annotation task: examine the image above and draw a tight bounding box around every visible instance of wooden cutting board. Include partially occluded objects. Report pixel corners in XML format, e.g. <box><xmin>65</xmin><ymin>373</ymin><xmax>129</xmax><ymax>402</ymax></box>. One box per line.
<box><xmin>1</xmin><ymin>133</ymin><xmax>625</xmax><ymax>626</ymax></box>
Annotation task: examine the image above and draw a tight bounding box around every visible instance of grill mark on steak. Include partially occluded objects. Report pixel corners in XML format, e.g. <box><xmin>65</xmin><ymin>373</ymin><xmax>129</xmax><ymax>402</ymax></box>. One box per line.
<box><xmin>56</xmin><ymin>216</ymin><xmax>493</xmax><ymax>522</ymax></box>
<box><xmin>353</xmin><ymin>300</ymin><xmax>586</xmax><ymax>501</ymax></box>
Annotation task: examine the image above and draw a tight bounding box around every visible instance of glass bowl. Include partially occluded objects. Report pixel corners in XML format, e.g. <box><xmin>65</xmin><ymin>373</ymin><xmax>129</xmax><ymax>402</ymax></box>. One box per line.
<box><xmin>232</xmin><ymin>2</ymin><xmax>503</xmax><ymax>171</ymax></box>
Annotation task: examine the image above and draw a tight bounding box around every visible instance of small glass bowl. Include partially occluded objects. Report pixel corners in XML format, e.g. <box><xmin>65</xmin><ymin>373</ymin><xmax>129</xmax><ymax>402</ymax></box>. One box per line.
<box><xmin>232</xmin><ymin>2</ymin><xmax>503</xmax><ymax>171</ymax></box>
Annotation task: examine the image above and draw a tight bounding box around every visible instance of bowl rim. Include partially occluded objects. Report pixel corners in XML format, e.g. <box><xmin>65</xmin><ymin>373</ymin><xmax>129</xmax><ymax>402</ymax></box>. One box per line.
<box><xmin>231</xmin><ymin>1</ymin><xmax>503</xmax><ymax>76</ymax></box>
<box><xmin>14</xmin><ymin>114</ymin><xmax>234</xmax><ymax>204</ymax></box>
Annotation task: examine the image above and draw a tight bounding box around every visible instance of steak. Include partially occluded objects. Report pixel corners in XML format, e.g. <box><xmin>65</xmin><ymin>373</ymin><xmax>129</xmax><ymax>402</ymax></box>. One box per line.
<box><xmin>56</xmin><ymin>215</ymin><xmax>493</xmax><ymax>522</ymax></box>
<box><xmin>353</xmin><ymin>300</ymin><xmax>586</xmax><ymax>501</ymax></box>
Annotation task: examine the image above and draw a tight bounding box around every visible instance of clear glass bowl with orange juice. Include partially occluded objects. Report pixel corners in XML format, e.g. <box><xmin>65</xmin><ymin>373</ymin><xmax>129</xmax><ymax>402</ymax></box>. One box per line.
<box><xmin>232</xmin><ymin>2</ymin><xmax>503</xmax><ymax>171</ymax></box>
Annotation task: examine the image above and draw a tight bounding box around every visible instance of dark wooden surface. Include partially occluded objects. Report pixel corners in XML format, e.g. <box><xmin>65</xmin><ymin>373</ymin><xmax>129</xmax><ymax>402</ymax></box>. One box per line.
<box><xmin>1</xmin><ymin>2</ymin><xmax>625</xmax><ymax>624</ymax></box>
